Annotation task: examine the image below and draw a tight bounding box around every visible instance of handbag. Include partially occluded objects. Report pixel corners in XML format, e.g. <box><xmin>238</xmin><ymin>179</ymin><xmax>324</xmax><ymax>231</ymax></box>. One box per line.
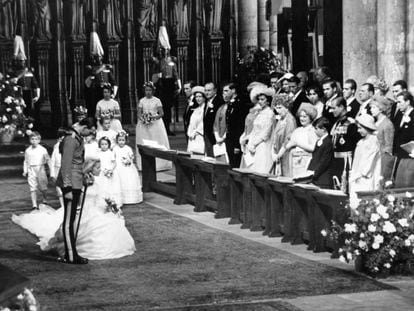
<box><xmin>188</xmin><ymin>134</ymin><xmax>205</xmax><ymax>155</ymax></box>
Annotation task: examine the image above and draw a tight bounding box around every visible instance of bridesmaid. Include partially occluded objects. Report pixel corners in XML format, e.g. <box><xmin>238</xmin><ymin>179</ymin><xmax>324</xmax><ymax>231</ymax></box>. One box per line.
<box><xmin>95</xmin><ymin>85</ymin><xmax>123</xmax><ymax>132</ymax></box>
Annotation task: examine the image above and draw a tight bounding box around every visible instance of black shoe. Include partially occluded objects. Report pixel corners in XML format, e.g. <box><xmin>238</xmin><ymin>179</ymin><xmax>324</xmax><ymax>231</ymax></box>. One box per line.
<box><xmin>57</xmin><ymin>256</ymin><xmax>88</xmax><ymax>265</ymax></box>
<box><xmin>32</xmin><ymin>206</ymin><xmax>38</xmax><ymax>210</ymax></box>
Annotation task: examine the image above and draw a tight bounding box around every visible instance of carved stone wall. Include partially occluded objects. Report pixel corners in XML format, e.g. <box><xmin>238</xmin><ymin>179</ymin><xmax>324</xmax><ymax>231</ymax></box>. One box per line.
<box><xmin>0</xmin><ymin>0</ymin><xmax>236</xmax><ymax>129</ymax></box>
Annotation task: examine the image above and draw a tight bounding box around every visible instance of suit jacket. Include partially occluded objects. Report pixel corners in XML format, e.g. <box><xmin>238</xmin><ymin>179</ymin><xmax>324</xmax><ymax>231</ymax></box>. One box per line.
<box><xmin>308</xmin><ymin>135</ymin><xmax>334</xmax><ymax>188</ymax></box>
<box><xmin>203</xmin><ymin>95</ymin><xmax>223</xmax><ymax>145</ymax></box>
<box><xmin>225</xmin><ymin>96</ymin><xmax>249</xmax><ymax>149</ymax></box>
<box><xmin>291</xmin><ymin>90</ymin><xmax>310</xmax><ymax>117</ymax></box>
<box><xmin>346</xmin><ymin>98</ymin><xmax>360</xmax><ymax>119</ymax></box>
<box><xmin>393</xmin><ymin>109</ymin><xmax>414</xmax><ymax>158</ymax></box>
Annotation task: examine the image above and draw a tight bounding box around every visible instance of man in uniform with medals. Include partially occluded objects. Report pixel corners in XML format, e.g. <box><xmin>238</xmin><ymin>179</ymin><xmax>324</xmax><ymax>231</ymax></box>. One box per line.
<box><xmin>56</xmin><ymin>116</ymin><xmax>95</xmax><ymax>264</ymax></box>
<box><xmin>330</xmin><ymin>97</ymin><xmax>361</xmax><ymax>193</ymax></box>
<box><xmin>85</xmin><ymin>32</ymin><xmax>118</xmax><ymax>118</ymax></box>
<box><xmin>9</xmin><ymin>36</ymin><xmax>40</xmax><ymax>118</ymax></box>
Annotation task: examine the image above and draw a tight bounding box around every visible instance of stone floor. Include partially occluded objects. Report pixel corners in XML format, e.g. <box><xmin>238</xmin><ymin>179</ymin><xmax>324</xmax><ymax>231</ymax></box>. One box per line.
<box><xmin>145</xmin><ymin>192</ymin><xmax>414</xmax><ymax>311</ymax></box>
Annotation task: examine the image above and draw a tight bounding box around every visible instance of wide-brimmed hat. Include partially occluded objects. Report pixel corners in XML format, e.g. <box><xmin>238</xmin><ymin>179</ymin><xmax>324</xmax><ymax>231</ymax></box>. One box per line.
<box><xmin>277</xmin><ymin>72</ymin><xmax>294</xmax><ymax>83</ymax></box>
<box><xmin>250</xmin><ymin>85</ymin><xmax>275</xmax><ymax>104</ymax></box>
<box><xmin>247</xmin><ymin>81</ymin><xmax>267</xmax><ymax>93</ymax></box>
<box><xmin>192</xmin><ymin>86</ymin><xmax>205</xmax><ymax>96</ymax></box>
<box><xmin>356</xmin><ymin>114</ymin><xmax>377</xmax><ymax>131</ymax></box>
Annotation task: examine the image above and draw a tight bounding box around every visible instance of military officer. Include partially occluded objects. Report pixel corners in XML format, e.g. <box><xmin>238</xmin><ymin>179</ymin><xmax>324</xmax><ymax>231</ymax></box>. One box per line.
<box><xmin>56</xmin><ymin>117</ymin><xmax>95</xmax><ymax>264</ymax></box>
<box><xmin>330</xmin><ymin>97</ymin><xmax>361</xmax><ymax>193</ymax></box>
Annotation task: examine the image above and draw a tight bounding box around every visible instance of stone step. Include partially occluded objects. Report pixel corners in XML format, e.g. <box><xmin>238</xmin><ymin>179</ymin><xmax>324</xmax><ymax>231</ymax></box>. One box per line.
<box><xmin>0</xmin><ymin>143</ymin><xmax>27</xmax><ymax>153</ymax></box>
<box><xmin>0</xmin><ymin>165</ymin><xmax>23</xmax><ymax>178</ymax></box>
<box><xmin>0</xmin><ymin>152</ymin><xmax>25</xmax><ymax>166</ymax></box>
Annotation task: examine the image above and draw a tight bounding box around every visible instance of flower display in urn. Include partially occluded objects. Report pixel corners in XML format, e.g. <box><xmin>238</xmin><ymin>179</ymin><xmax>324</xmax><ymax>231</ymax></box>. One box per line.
<box><xmin>0</xmin><ymin>75</ymin><xmax>34</xmax><ymax>144</ymax></box>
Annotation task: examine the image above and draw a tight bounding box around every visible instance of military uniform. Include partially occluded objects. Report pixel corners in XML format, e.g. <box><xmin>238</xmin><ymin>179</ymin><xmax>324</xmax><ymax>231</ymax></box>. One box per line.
<box><xmin>10</xmin><ymin>68</ymin><xmax>39</xmax><ymax>117</ymax></box>
<box><xmin>85</xmin><ymin>64</ymin><xmax>116</xmax><ymax>118</ymax></box>
<box><xmin>330</xmin><ymin>116</ymin><xmax>360</xmax><ymax>193</ymax></box>
<box><xmin>56</xmin><ymin>128</ymin><xmax>85</xmax><ymax>262</ymax></box>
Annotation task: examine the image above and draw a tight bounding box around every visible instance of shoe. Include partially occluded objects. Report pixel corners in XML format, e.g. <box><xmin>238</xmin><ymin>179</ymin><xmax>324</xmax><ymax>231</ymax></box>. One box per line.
<box><xmin>57</xmin><ymin>256</ymin><xmax>89</xmax><ymax>265</ymax></box>
<box><xmin>32</xmin><ymin>206</ymin><xmax>38</xmax><ymax>210</ymax></box>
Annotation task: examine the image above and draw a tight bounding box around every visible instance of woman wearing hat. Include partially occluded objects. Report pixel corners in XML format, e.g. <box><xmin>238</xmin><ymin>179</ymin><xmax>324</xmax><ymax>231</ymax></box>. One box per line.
<box><xmin>349</xmin><ymin>114</ymin><xmax>381</xmax><ymax>204</ymax></box>
<box><xmin>187</xmin><ymin>86</ymin><xmax>206</xmax><ymax>157</ymax></box>
<box><xmin>239</xmin><ymin>83</ymin><xmax>266</xmax><ymax>168</ymax></box>
<box><xmin>271</xmin><ymin>94</ymin><xmax>297</xmax><ymax>176</ymax></box>
<box><xmin>240</xmin><ymin>86</ymin><xmax>275</xmax><ymax>173</ymax></box>
<box><xmin>274</xmin><ymin>102</ymin><xmax>317</xmax><ymax>178</ymax></box>
<box><xmin>136</xmin><ymin>82</ymin><xmax>171</xmax><ymax>171</ymax></box>
<box><xmin>370</xmin><ymin>96</ymin><xmax>395</xmax><ymax>185</ymax></box>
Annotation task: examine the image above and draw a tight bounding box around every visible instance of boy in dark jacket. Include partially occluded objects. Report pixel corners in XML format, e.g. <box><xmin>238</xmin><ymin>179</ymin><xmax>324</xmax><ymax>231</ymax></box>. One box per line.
<box><xmin>308</xmin><ymin>117</ymin><xmax>334</xmax><ymax>189</ymax></box>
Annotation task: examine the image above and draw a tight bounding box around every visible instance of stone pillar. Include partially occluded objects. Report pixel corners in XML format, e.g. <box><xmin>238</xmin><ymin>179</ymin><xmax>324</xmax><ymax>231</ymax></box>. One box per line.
<box><xmin>269</xmin><ymin>14</ymin><xmax>278</xmax><ymax>52</ymax></box>
<box><xmin>177</xmin><ymin>43</ymin><xmax>189</xmax><ymax>83</ymax></box>
<box><xmin>342</xmin><ymin>0</ymin><xmax>377</xmax><ymax>86</ymax></box>
<box><xmin>35</xmin><ymin>42</ymin><xmax>52</xmax><ymax>128</ymax></box>
<box><xmin>142</xmin><ymin>43</ymin><xmax>154</xmax><ymax>84</ymax></box>
<box><xmin>407</xmin><ymin>1</ymin><xmax>414</xmax><ymax>91</ymax></box>
<box><xmin>71</xmin><ymin>42</ymin><xmax>86</xmax><ymax>108</ymax></box>
<box><xmin>258</xmin><ymin>0</ymin><xmax>269</xmax><ymax>48</ymax></box>
<box><xmin>194</xmin><ymin>0</ymin><xmax>205</xmax><ymax>83</ymax></box>
<box><xmin>122</xmin><ymin>0</ymin><xmax>137</xmax><ymax>124</ymax></box>
<box><xmin>381</xmin><ymin>0</ymin><xmax>407</xmax><ymax>85</ymax></box>
<box><xmin>238</xmin><ymin>0</ymin><xmax>258</xmax><ymax>55</ymax></box>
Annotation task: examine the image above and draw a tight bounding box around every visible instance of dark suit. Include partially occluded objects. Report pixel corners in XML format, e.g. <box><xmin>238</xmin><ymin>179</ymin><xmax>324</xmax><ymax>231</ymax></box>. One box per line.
<box><xmin>393</xmin><ymin>109</ymin><xmax>414</xmax><ymax>187</ymax></box>
<box><xmin>291</xmin><ymin>90</ymin><xmax>310</xmax><ymax>118</ymax></box>
<box><xmin>203</xmin><ymin>95</ymin><xmax>223</xmax><ymax>157</ymax></box>
<box><xmin>225</xmin><ymin>96</ymin><xmax>249</xmax><ymax>168</ymax></box>
<box><xmin>308</xmin><ymin>135</ymin><xmax>334</xmax><ymax>189</ymax></box>
<box><xmin>346</xmin><ymin>98</ymin><xmax>360</xmax><ymax>119</ymax></box>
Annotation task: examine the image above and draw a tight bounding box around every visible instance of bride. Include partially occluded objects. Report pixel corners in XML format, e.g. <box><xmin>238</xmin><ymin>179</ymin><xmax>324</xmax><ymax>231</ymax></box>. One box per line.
<box><xmin>12</xmin><ymin>159</ymin><xmax>136</xmax><ymax>260</ymax></box>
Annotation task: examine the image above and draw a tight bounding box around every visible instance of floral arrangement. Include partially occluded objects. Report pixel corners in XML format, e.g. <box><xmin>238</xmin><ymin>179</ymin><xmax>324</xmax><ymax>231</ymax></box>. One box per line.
<box><xmin>99</xmin><ymin>109</ymin><xmax>114</xmax><ymax>120</ymax></box>
<box><xmin>141</xmin><ymin>112</ymin><xmax>156</xmax><ymax>126</ymax></box>
<box><xmin>103</xmin><ymin>168</ymin><xmax>113</xmax><ymax>178</ymax></box>
<box><xmin>236</xmin><ymin>47</ymin><xmax>285</xmax><ymax>90</ymax></box>
<box><xmin>0</xmin><ymin>288</ymin><xmax>40</xmax><ymax>311</ymax></box>
<box><xmin>0</xmin><ymin>76</ymin><xmax>34</xmax><ymax>139</ymax></box>
<box><xmin>105</xmin><ymin>197</ymin><xmax>122</xmax><ymax>216</ymax></box>
<box><xmin>322</xmin><ymin>193</ymin><xmax>414</xmax><ymax>276</ymax></box>
<box><xmin>121</xmin><ymin>155</ymin><xmax>133</xmax><ymax>166</ymax></box>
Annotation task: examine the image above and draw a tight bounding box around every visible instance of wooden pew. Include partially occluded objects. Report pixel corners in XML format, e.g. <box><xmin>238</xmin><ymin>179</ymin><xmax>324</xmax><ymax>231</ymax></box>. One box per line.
<box><xmin>266</xmin><ymin>177</ymin><xmax>294</xmax><ymax>240</ymax></box>
<box><xmin>309</xmin><ymin>189</ymin><xmax>348</xmax><ymax>257</ymax></box>
<box><xmin>248</xmin><ymin>173</ymin><xmax>270</xmax><ymax>232</ymax></box>
<box><xmin>287</xmin><ymin>183</ymin><xmax>319</xmax><ymax>246</ymax></box>
<box><xmin>174</xmin><ymin>155</ymin><xmax>231</xmax><ymax>218</ymax></box>
<box><xmin>228</xmin><ymin>168</ymin><xmax>252</xmax><ymax>226</ymax></box>
<box><xmin>137</xmin><ymin>144</ymin><xmax>177</xmax><ymax>196</ymax></box>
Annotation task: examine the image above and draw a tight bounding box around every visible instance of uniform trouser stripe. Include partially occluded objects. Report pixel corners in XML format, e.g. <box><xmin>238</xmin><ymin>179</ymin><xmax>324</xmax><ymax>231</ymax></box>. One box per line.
<box><xmin>61</xmin><ymin>188</ymin><xmax>81</xmax><ymax>262</ymax></box>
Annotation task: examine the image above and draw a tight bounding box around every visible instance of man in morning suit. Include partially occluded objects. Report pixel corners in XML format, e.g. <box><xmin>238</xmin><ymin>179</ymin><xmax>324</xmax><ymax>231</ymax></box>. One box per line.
<box><xmin>343</xmin><ymin>79</ymin><xmax>360</xmax><ymax>119</ymax></box>
<box><xmin>288</xmin><ymin>76</ymin><xmax>310</xmax><ymax>119</ymax></box>
<box><xmin>56</xmin><ymin>117</ymin><xmax>95</xmax><ymax>264</ymax></box>
<box><xmin>322</xmin><ymin>79</ymin><xmax>338</xmax><ymax>124</ymax></box>
<box><xmin>224</xmin><ymin>83</ymin><xmax>248</xmax><ymax>168</ymax></box>
<box><xmin>393</xmin><ymin>91</ymin><xmax>414</xmax><ymax>187</ymax></box>
<box><xmin>203</xmin><ymin>82</ymin><xmax>222</xmax><ymax>157</ymax></box>
<box><xmin>308</xmin><ymin>117</ymin><xmax>334</xmax><ymax>189</ymax></box>
<box><xmin>183</xmin><ymin>80</ymin><xmax>196</xmax><ymax>141</ymax></box>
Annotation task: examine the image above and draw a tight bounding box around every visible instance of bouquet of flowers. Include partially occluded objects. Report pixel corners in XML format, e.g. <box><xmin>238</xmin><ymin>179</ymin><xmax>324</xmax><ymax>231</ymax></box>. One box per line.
<box><xmin>103</xmin><ymin>168</ymin><xmax>113</xmax><ymax>178</ymax></box>
<box><xmin>0</xmin><ymin>288</ymin><xmax>40</xmax><ymax>311</ymax></box>
<box><xmin>121</xmin><ymin>155</ymin><xmax>133</xmax><ymax>166</ymax></box>
<box><xmin>323</xmin><ymin>193</ymin><xmax>414</xmax><ymax>276</ymax></box>
<box><xmin>105</xmin><ymin>197</ymin><xmax>122</xmax><ymax>216</ymax></box>
<box><xmin>0</xmin><ymin>76</ymin><xmax>34</xmax><ymax>138</ymax></box>
<box><xmin>99</xmin><ymin>109</ymin><xmax>114</xmax><ymax>120</ymax></box>
<box><xmin>141</xmin><ymin>112</ymin><xmax>155</xmax><ymax>126</ymax></box>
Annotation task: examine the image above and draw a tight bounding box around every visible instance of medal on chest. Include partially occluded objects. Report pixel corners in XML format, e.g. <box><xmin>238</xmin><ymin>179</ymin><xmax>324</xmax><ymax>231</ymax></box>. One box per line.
<box><xmin>339</xmin><ymin>137</ymin><xmax>345</xmax><ymax>145</ymax></box>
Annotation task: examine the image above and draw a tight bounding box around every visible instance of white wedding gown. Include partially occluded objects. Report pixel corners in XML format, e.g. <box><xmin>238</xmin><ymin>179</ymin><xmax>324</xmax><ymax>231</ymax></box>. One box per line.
<box><xmin>12</xmin><ymin>175</ymin><xmax>136</xmax><ymax>260</ymax></box>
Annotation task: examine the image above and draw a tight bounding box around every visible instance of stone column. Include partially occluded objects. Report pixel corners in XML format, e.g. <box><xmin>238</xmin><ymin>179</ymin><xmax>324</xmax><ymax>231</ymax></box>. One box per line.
<box><xmin>238</xmin><ymin>0</ymin><xmax>258</xmax><ymax>55</ymax></box>
<box><xmin>258</xmin><ymin>0</ymin><xmax>269</xmax><ymax>48</ymax></box>
<box><xmin>35</xmin><ymin>42</ymin><xmax>52</xmax><ymax>128</ymax></box>
<box><xmin>342</xmin><ymin>0</ymin><xmax>377</xmax><ymax>86</ymax></box>
<box><xmin>407</xmin><ymin>1</ymin><xmax>414</xmax><ymax>91</ymax></box>
<box><xmin>381</xmin><ymin>0</ymin><xmax>407</xmax><ymax>85</ymax></box>
<box><xmin>269</xmin><ymin>14</ymin><xmax>278</xmax><ymax>52</ymax></box>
